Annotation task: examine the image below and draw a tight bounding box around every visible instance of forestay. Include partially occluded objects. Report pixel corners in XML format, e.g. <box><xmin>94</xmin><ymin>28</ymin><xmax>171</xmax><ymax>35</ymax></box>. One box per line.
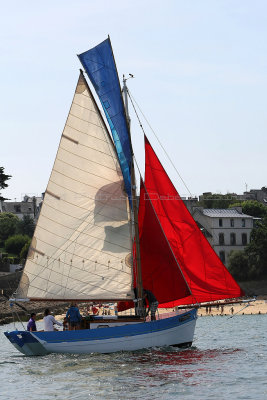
<box><xmin>15</xmin><ymin>72</ymin><xmax>134</xmax><ymax>301</ymax></box>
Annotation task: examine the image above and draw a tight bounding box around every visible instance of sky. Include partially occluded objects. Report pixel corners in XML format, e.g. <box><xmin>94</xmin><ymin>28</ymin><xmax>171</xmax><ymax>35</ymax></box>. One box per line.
<box><xmin>1</xmin><ymin>0</ymin><xmax>267</xmax><ymax>201</ymax></box>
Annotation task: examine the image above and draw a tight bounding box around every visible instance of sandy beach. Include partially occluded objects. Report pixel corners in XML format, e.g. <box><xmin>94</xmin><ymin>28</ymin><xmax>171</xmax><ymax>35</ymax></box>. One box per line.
<box><xmin>0</xmin><ymin>297</ymin><xmax>266</xmax><ymax>326</ymax></box>
<box><xmin>196</xmin><ymin>298</ymin><xmax>267</xmax><ymax>317</ymax></box>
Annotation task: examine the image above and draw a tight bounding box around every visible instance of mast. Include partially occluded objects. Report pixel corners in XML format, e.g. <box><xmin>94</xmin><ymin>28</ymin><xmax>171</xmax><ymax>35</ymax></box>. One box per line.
<box><xmin>122</xmin><ymin>74</ymin><xmax>144</xmax><ymax>316</ymax></box>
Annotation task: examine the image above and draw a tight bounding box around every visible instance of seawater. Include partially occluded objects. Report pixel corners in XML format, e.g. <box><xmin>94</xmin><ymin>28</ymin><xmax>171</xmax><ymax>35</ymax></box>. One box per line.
<box><xmin>0</xmin><ymin>314</ymin><xmax>266</xmax><ymax>400</ymax></box>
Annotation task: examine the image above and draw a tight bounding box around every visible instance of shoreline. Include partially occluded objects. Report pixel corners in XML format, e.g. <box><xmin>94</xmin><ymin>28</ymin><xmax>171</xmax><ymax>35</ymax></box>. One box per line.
<box><xmin>195</xmin><ymin>299</ymin><xmax>267</xmax><ymax>317</ymax></box>
<box><xmin>0</xmin><ymin>298</ymin><xmax>266</xmax><ymax>326</ymax></box>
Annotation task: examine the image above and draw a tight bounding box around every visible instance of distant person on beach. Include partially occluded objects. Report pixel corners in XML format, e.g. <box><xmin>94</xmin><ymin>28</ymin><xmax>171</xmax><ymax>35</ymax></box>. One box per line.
<box><xmin>43</xmin><ymin>309</ymin><xmax>63</xmax><ymax>331</ymax></box>
<box><xmin>66</xmin><ymin>303</ymin><xmax>82</xmax><ymax>330</ymax></box>
<box><xmin>27</xmin><ymin>313</ymin><xmax>37</xmax><ymax>332</ymax></box>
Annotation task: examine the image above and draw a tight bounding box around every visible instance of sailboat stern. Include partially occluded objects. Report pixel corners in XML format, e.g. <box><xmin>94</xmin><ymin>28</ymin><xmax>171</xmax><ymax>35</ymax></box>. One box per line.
<box><xmin>4</xmin><ymin>331</ymin><xmax>49</xmax><ymax>356</ymax></box>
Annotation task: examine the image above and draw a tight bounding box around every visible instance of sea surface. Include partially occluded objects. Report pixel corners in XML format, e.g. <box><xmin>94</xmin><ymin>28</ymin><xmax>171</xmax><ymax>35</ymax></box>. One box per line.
<box><xmin>0</xmin><ymin>314</ymin><xmax>266</xmax><ymax>400</ymax></box>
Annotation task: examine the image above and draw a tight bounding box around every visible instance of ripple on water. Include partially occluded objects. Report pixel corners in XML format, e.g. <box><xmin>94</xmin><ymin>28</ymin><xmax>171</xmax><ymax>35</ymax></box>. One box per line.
<box><xmin>0</xmin><ymin>315</ymin><xmax>266</xmax><ymax>400</ymax></box>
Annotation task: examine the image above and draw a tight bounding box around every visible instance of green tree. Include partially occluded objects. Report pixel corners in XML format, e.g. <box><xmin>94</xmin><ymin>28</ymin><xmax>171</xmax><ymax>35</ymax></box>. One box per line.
<box><xmin>0</xmin><ymin>213</ymin><xmax>20</xmax><ymax>245</ymax></box>
<box><xmin>228</xmin><ymin>215</ymin><xmax>267</xmax><ymax>280</ymax></box>
<box><xmin>17</xmin><ymin>215</ymin><xmax>35</xmax><ymax>237</ymax></box>
<box><xmin>230</xmin><ymin>200</ymin><xmax>267</xmax><ymax>218</ymax></box>
<box><xmin>228</xmin><ymin>251</ymin><xmax>249</xmax><ymax>281</ymax></box>
<box><xmin>4</xmin><ymin>234</ymin><xmax>31</xmax><ymax>256</ymax></box>
<box><xmin>199</xmin><ymin>193</ymin><xmax>236</xmax><ymax>208</ymax></box>
<box><xmin>246</xmin><ymin>215</ymin><xmax>267</xmax><ymax>278</ymax></box>
<box><xmin>20</xmin><ymin>239</ymin><xmax>31</xmax><ymax>262</ymax></box>
<box><xmin>0</xmin><ymin>167</ymin><xmax>11</xmax><ymax>201</ymax></box>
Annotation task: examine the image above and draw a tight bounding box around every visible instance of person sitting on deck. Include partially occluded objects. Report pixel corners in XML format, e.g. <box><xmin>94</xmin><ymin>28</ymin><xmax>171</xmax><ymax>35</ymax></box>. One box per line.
<box><xmin>43</xmin><ymin>309</ymin><xmax>63</xmax><ymax>331</ymax></box>
<box><xmin>143</xmin><ymin>289</ymin><xmax>158</xmax><ymax>321</ymax></box>
<box><xmin>66</xmin><ymin>303</ymin><xmax>82</xmax><ymax>330</ymax></box>
<box><xmin>27</xmin><ymin>313</ymin><xmax>37</xmax><ymax>332</ymax></box>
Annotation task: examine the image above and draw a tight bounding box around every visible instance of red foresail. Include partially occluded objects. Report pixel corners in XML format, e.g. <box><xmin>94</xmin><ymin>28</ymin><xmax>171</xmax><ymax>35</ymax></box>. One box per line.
<box><xmin>138</xmin><ymin>180</ymin><xmax>191</xmax><ymax>305</ymax></box>
<box><xmin>141</xmin><ymin>136</ymin><xmax>244</xmax><ymax>306</ymax></box>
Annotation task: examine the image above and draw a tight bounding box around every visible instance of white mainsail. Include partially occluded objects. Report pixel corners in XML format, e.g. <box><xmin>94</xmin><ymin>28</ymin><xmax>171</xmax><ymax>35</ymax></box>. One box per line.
<box><xmin>16</xmin><ymin>72</ymin><xmax>134</xmax><ymax>301</ymax></box>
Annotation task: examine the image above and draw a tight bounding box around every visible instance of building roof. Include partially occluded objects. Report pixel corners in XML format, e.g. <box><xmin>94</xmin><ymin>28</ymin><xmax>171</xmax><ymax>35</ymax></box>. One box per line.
<box><xmin>2</xmin><ymin>202</ymin><xmax>34</xmax><ymax>214</ymax></box>
<box><xmin>201</xmin><ymin>209</ymin><xmax>253</xmax><ymax>218</ymax></box>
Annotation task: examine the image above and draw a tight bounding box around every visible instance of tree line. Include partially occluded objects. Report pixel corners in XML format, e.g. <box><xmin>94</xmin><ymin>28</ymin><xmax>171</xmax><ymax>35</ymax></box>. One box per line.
<box><xmin>1</xmin><ymin>166</ymin><xmax>266</xmax><ymax>279</ymax></box>
<box><xmin>0</xmin><ymin>167</ymin><xmax>34</xmax><ymax>264</ymax></box>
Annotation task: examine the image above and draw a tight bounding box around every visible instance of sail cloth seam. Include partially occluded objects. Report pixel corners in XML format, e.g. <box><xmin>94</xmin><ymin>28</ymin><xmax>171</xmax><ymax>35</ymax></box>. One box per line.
<box><xmin>51</xmin><ymin>169</ymin><xmax>126</xmax><ymax>209</ymax></box>
<box><xmin>14</xmin><ymin>70</ymin><xmax>84</xmax><ymax>302</ymax></box>
<box><xmin>26</xmin><ymin>261</ymin><xmax>131</xmax><ymax>292</ymax></box>
<box><xmin>27</xmin><ymin>256</ymin><xmax>131</xmax><ymax>287</ymax></box>
<box><xmin>29</xmin><ymin>181</ymin><xmax>131</xmax><ymax>288</ymax></box>
<box><xmin>70</xmin><ymin>110</ymin><xmax>120</xmax><ymax>126</ymax></box>
<box><xmin>36</xmin><ymin>222</ymin><xmax>131</xmax><ymax>254</ymax></box>
<box><xmin>62</xmin><ymin>136</ymin><xmax>118</xmax><ymax>158</ymax></box>
<box><xmin>59</xmin><ymin>145</ymin><xmax>118</xmax><ymax>171</ymax></box>
<box><xmin>72</xmin><ymin>101</ymin><xmax>98</xmax><ymax>114</ymax></box>
<box><xmin>16</xmin><ymin>71</ymin><xmax>133</xmax><ymax>301</ymax></box>
<box><xmin>56</xmin><ymin>157</ymin><xmax>120</xmax><ymax>185</ymax></box>
<box><xmin>32</xmin><ymin>237</ymin><xmax>131</xmax><ymax>274</ymax></box>
<box><xmin>45</xmin><ymin>105</ymin><xmax>130</xmax><ymax>285</ymax></box>
<box><xmin>26</xmin><ymin>251</ymin><xmax>131</xmax><ymax>295</ymax></box>
<box><xmin>48</xmin><ymin>179</ymin><xmax>127</xmax><ymax>215</ymax></box>
<box><xmin>127</xmin><ymin>88</ymin><xmax>193</xmax><ymax>198</ymax></box>
<box><xmin>40</xmin><ymin>211</ymin><xmax>130</xmax><ymax>242</ymax></box>
<box><xmin>42</xmin><ymin>202</ymin><xmax>130</xmax><ymax>241</ymax></box>
<box><xmin>68</xmin><ymin>112</ymin><xmax>119</xmax><ymax>141</ymax></box>
<box><xmin>72</xmin><ymin>100</ymin><xmax>117</xmax><ymax>129</ymax></box>
<box><xmin>66</xmin><ymin>122</ymin><xmax>112</xmax><ymax>141</ymax></box>
<box><xmin>25</xmin><ymin>268</ymin><xmax>129</xmax><ymax>298</ymax></box>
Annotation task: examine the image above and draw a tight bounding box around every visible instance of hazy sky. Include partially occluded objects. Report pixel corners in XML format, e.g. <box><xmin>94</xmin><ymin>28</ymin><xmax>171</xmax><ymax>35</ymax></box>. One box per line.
<box><xmin>1</xmin><ymin>0</ymin><xmax>266</xmax><ymax>201</ymax></box>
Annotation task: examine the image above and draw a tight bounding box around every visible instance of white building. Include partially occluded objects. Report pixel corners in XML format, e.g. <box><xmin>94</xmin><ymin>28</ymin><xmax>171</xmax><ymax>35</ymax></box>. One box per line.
<box><xmin>192</xmin><ymin>207</ymin><xmax>254</xmax><ymax>266</ymax></box>
<box><xmin>0</xmin><ymin>195</ymin><xmax>42</xmax><ymax>220</ymax></box>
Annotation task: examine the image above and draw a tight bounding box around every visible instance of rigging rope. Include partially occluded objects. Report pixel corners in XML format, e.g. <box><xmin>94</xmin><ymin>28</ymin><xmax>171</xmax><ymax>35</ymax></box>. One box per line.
<box><xmin>127</xmin><ymin>88</ymin><xmax>194</xmax><ymax>198</ymax></box>
<box><xmin>193</xmin><ymin>301</ymin><xmax>255</xmax><ymax>343</ymax></box>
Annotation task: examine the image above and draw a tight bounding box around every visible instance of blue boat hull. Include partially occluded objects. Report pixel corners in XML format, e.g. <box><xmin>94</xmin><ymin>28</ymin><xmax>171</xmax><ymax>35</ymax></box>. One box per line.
<box><xmin>4</xmin><ymin>309</ymin><xmax>197</xmax><ymax>356</ymax></box>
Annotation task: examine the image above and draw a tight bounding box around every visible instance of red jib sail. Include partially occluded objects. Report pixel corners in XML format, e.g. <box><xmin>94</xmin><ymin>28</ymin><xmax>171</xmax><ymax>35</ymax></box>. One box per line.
<box><xmin>138</xmin><ymin>180</ymin><xmax>191</xmax><ymax>304</ymax></box>
<box><xmin>141</xmin><ymin>136</ymin><xmax>244</xmax><ymax>306</ymax></box>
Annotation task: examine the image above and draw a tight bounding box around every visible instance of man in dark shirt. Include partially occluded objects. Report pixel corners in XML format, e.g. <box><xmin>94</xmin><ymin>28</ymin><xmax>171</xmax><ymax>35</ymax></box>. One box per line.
<box><xmin>143</xmin><ymin>289</ymin><xmax>158</xmax><ymax>321</ymax></box>
<box><xmin>27</xmin><ymin>313</ymin><xmax>37</xmax><ymax>332</ymax></box>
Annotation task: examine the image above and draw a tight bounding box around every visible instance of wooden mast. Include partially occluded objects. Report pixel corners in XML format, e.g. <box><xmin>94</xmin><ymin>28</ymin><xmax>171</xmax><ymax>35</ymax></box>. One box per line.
<box><xmin>107</xmin><ymin>36</ymin><xmax>144</xmax><ymax>315</ymax></box>
<box><xmin>121</xmin><ymin>72</ymin><xmax>144</xmax><ymax>316</ymax></box>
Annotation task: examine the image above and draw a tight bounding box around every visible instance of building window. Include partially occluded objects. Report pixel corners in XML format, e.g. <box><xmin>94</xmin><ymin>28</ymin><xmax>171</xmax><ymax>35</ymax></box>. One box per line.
<box><xmin>219</xmin><ymin>233</ymin><xmax>225</xmax><ymax>245</ymax></box>
<box><xmin>219</xmin><ymin>251</ymin><xmax>225</xmax><ymax>263</ymax></box>
<box><xmin>242</xmin><ymin>233</ymin><xmax>247</xmax><ymax>245</ymax></box>
<box><xmin>219</xmin><ymin>219</ymin><xmax>223</xmax><ymax>227</ymax></box>
<box><xmin>242</xmin><ymin>218</ymin><xmax>245</xmax><ymax>227</ymax></box>
<box><xmin>230</xmin><ymin>219</ymin><xmax>234</xmax><ymax>227</ymax></box>
<box><xmin>14</xmin><ymin>205</ymin><xmax>21</xmax><ymax>213</ymax></box>
<box><xmin>230</xmin><ymin>233</ymin><xmax>236</xmax><ymax>245</ymax></box>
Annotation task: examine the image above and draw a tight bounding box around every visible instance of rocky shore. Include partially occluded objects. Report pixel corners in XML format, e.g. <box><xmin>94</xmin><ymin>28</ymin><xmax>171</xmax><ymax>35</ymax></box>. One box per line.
<box><xmin>0</xmin><ymin>296</ymin><xmax>69</xmax><ymax>325</ymax></box>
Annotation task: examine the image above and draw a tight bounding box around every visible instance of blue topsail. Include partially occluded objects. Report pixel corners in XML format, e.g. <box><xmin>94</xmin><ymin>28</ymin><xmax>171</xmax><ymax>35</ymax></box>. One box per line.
<box><xmin>78</xmin><ymin>38</ymin><xmax>132</xmax><ymax>201</ymax></box>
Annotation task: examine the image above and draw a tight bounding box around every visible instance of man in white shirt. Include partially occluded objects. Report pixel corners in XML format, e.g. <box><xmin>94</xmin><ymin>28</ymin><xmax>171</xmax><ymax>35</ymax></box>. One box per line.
<box><xmin>43</xmin><ymin>308</ymin><xmax>63</xmax><ymax>331</ymax></box>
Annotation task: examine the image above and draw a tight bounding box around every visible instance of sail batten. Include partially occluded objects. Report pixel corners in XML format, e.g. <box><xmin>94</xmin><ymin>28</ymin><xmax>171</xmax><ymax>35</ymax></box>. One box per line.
<box><xmin>16</xmin><ymin>72</ymin><xmax>134</xmax><ymax>301</ymax></box>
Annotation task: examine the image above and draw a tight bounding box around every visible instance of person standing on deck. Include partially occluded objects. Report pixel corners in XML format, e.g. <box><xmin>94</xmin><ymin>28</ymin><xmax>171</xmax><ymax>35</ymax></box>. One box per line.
<box><xmin>66</xmin><ymin>303</ymin><xmax>82</xmax><ymax>330</ymax></box>
<box><xmin>43</xmin><ymin>309</ymin><xmax>63</xmax><ymax>331</ymax></box>
<box><xmin>143</xmin><ymin>289</ymin><xmax>158</xmax><ymax>321</ymax></box>
<box><xmin>27</xmin><ymin>313</ymin><xmax>37</xmax><ymax>332</ymax></box>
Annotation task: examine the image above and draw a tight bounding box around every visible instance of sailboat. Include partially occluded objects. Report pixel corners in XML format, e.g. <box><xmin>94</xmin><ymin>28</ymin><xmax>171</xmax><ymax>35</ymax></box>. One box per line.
<box><xmin>4</xmin><ymin>38</ymin><xmax>244</xmax><ymax>356</ymax></box>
